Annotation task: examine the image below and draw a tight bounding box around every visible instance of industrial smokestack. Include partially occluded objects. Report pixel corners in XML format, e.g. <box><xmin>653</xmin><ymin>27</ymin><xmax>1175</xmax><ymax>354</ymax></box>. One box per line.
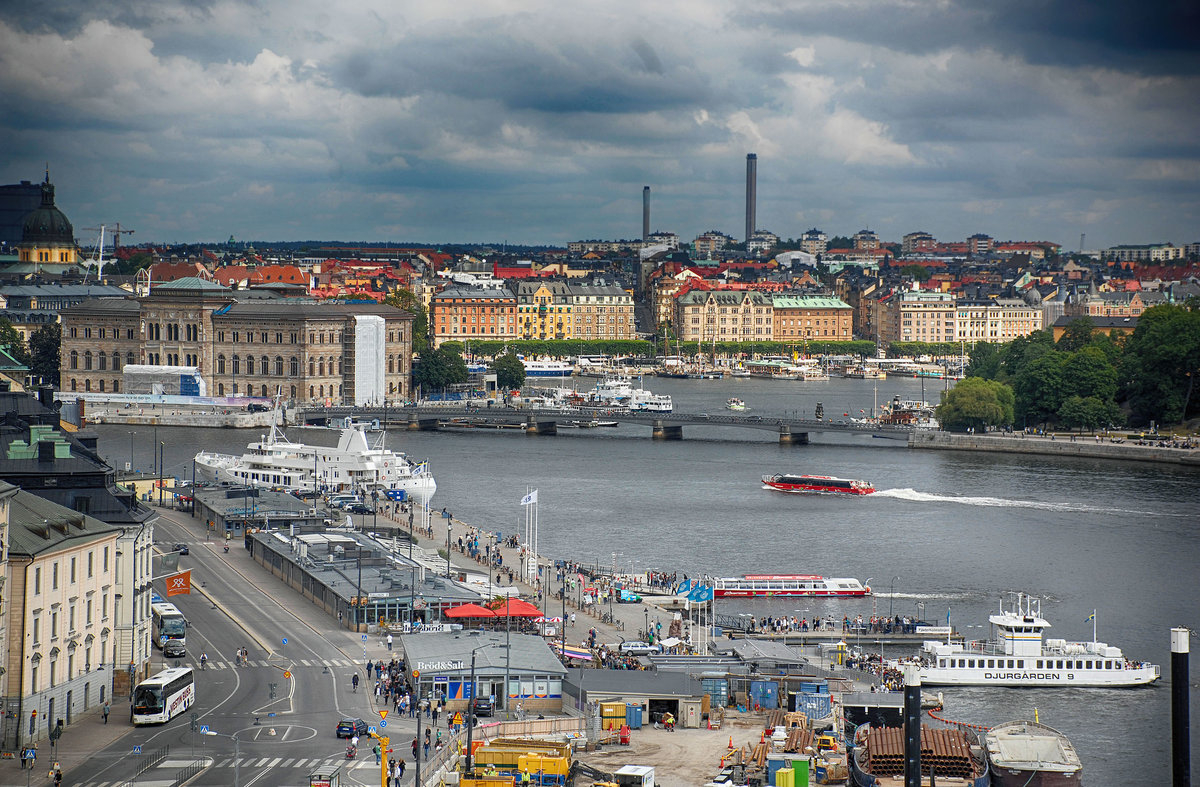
<box><xmin>643</xmin><ymin>186</ymin><xmax>651</xmax><ymax>241</ymax></box>
<box><xmin>745</xmin><ymin>153</ymin><xmax>757</xmax><ymax>243</ymax></box>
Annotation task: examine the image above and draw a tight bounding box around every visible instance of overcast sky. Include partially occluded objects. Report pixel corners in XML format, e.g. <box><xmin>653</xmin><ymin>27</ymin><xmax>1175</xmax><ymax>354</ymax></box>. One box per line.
<box><xmin>2</xmin><ymin>1</ymin><xmax>1197</xmax><ymax>249</ymax></box>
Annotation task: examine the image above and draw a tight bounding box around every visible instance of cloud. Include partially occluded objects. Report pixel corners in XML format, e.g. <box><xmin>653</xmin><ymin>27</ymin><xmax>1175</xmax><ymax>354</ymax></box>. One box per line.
<box><xmin>0</xmin><ymin>0</ymin><xmax>1195</xmax><ymax>247</ymax></box>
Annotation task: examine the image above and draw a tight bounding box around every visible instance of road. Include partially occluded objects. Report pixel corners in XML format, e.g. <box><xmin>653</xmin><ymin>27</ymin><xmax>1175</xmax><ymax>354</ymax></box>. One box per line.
<box><xmin>70</xmin><ymin>508</ymin><xmax>415</xmax><ymax>787</ymax></box>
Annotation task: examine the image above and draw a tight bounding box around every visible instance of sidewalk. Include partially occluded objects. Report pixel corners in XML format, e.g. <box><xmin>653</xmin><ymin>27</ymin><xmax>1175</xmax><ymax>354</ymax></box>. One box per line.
<box><xmin>1</xmin><ymin>705</ymin><xmax>132</xmax><ymax>786</ymax></box>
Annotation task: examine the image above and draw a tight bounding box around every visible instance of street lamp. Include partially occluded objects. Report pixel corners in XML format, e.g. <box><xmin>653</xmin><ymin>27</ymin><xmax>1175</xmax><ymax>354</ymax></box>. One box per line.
<box><xmin>203</xmin><ymin>730</ymin><xmax>240</xmax><ymax>787</ymax></box>
<box><xmin>446</xmin><ymin>518</ymin><xmax>453</xmax><ymax>579</ymax></box>
<box><xmin>464</xmin><ymin>643</ymin><xmax>504</xmax><ymax>777</ymax></box>
<box><xmin>888</xmin><ymin>575</ymin><xmax>899</xmax><ymax>622</ymax></box>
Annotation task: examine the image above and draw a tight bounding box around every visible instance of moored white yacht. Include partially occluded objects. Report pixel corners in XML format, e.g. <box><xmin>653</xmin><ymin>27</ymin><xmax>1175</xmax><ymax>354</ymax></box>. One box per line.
<box><xmin>195</xmin><ymin>421</ymin><xmax>436</xmax><ymax>504</ymax></box>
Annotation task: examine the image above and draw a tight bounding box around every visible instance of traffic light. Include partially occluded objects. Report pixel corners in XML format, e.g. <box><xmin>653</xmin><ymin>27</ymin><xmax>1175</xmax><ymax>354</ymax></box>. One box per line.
<box><xmin>269</xmin><ymin>682</ymin><xmax>278</xmax><ymax>699</ymax></box>
<box><xmin>350</xmin><ymin>597</ymin><xmax>358</xmax><ymax>607</ymax></box>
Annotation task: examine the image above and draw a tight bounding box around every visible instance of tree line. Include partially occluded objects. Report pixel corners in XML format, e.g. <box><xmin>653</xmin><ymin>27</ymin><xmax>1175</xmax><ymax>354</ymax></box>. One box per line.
<box><xmin>937</xmin><ymin>303</ymin><xmax>1200</xmax><ymax>432</ymax></box>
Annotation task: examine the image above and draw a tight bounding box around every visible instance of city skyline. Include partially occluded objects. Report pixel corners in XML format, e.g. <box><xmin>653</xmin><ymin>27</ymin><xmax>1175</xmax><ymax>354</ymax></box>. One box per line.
<box><xmin>1</xmin><ymin>1</ymin><xmax>1197</xmax><ymax>248</ymax></box>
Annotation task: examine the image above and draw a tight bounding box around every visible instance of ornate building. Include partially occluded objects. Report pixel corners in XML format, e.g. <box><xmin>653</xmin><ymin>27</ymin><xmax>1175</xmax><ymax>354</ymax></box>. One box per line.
<box><xmin>17</xmin><ymin>173</ymin><xmax>77</xmax><ymax>267</ymax></box>
<box><xmin>57</xmin><ymin>279</ymin><xmax>414</xmax><ymax>405</ymax></box>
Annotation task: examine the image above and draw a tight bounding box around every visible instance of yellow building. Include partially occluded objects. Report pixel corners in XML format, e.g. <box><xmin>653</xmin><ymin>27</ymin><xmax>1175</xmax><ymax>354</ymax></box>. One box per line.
<box><xmin>514</xmin><ymin>281</ymin><xmax>572</xmax><ymax>340</ymax></box>
<box><xmin>1</xmin><ymin>482</ymin><xmax>122</xmax><ymax>749</ymax></box>
<box><xmin>17</xmin><ymin>173</ymin><xmax>78</xmax><ymax>267</ymax></box>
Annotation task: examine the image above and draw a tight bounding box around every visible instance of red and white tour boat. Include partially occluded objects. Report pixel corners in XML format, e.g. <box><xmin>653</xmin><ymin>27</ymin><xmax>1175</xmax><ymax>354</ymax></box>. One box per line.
<box><xmin>762</xmin><ymin>473</ymin><xmax>875</xmax><ymax>495</ymax></box>
<box><xmin>713</xmin><ymin>575</ymin><xmax>871</xmax><ymax>598</ymax></box>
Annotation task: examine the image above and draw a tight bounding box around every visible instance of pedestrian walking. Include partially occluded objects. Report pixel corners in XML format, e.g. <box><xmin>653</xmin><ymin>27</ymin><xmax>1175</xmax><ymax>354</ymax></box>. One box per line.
<box><xmin>366</xmin><ymin>659</ymin><xmax>374</xmax><ymax>679</ymax></box>
<box><xmin>386</xmin><ymin>633</ymin><xmax>394</xmax><ymax>651</ymax></box>
<box><xmin>411</xmin><ymin>736</ymin><xmax>418</xmax><ymax>760</ymax></box>
<box><xmin>373</xmin><ymin>742</ymin><xmax>382</xmax><ymax>764</ymax></box>
<box><xmin>102</xmin><ymin>700</ymin><xmax>110</xmax><ymax>724</ymax></box>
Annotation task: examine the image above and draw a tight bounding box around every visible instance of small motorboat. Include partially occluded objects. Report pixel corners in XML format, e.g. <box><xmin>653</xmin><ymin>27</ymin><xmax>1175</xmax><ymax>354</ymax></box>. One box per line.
<box><xmin>726</xmin><ymin>397</ymin><xmax>748</xmax><ymax>411</ymax></box>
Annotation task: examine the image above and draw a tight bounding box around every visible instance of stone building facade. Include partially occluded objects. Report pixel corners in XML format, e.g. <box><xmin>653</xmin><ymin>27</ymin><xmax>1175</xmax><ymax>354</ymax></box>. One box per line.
<box><xmin>57</xmin><ymin>279</ymin><xmax>414</xmax><ymax>405</ymax></box>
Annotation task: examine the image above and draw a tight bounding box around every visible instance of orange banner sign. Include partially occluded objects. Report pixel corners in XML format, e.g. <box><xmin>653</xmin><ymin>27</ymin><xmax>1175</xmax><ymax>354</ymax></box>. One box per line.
<box><xmin>166</xmin><ymin>570</ymin><xmax>192</xmax><ymax>596</ymax></box>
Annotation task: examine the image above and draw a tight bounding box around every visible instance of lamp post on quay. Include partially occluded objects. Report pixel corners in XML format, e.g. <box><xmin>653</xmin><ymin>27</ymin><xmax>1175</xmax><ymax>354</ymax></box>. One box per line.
<box><xmin>445</xmin><ymin>514</ymin><xmax>453</xmax><ymax>579</ymax></box>
<box><xmin>888</xmin><ymin>576</ymin><xmax>899</xmax><ymax>623</ymax></box>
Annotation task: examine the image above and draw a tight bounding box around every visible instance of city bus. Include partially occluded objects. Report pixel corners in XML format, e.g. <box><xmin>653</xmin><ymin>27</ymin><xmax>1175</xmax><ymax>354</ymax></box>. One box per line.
<box><xmin>151</xmin><ymin>602</ymin><xmax>187</xmax><ymax>651</ymax></box>
<box><xmin>131</xmin><ymin>667</ymin><xmax>195</xmax><ymax>725</ymax></box>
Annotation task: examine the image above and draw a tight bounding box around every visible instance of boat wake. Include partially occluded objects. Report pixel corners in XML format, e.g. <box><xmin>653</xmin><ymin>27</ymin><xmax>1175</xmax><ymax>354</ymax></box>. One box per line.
<box><xmin>875</xmin><ymin>487</ymin><xmax>1170</xmax><ymax>516</ymax></box>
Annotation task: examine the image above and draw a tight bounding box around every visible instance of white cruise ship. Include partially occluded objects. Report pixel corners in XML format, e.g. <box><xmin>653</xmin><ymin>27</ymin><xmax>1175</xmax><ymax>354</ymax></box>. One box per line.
<box><xmin>195</xmin><ymin>422</ymin><xmax>436</xmax><ymax>504</ymax></box>
<box><xmin>911</xmin><ymin>593</ymin><xmax>1159</xmax><ymax>687</ymax></box>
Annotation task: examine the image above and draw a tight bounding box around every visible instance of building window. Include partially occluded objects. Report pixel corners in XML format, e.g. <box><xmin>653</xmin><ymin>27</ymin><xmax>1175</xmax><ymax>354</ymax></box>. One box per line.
<box><xmin>53</xmin><ymin>562</ymin><xmax>59</xmax><ymax>589</ymax></box>
<box><xmin>34</xmin><ymin>567</ymin><xmax>41</xmax><ymax>594</ymax></box>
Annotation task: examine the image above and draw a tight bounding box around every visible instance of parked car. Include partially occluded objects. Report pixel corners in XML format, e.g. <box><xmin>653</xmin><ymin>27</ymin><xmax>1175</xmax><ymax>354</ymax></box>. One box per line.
<box><xmin>346</xmin><ymin>503</ymin><xmax>374</xmax><ymax>515</ymax></box>
<box><xmin>618</xmin><ymin>641</ymin><xmax>662</xmax><ymax>656</ymax></box>
<box><xmin>174</xmin><ymin>543</ymin><xmax>189</xmax><ymax>556</ymax></box>
<box><xmin>336</xmin><ymin>718</ymin><xmax>368</xmax><ymax>738</ymax></box>
<box><xmin>471</xmin><ymin>696</ymin><xmax>494</xmax><ymax>717</ymax></box>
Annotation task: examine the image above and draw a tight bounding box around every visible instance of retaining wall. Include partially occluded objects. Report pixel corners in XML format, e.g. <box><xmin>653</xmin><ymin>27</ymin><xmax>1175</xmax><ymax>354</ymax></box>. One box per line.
<box><xmin>908</xmin><ymin>430</ymin><xmax>1200</xmax><ymax>466</ymax></box>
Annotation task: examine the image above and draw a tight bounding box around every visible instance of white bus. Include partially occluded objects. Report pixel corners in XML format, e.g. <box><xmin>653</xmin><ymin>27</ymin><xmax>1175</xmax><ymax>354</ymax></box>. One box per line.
<box><xmin>132</xmin><ymin>667</ymin><xmax>195</xmax><ymax>725</ymax></box>
<box><xmin>151</xmin><ymin>602</ymin><xmax>187</xmax><ymax>651</ymax></box>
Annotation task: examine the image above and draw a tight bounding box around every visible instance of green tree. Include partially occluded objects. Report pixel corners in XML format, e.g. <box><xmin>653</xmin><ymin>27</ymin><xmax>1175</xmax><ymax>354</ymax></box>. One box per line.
<box><xmin>1062</xmin><ymin>345</ymin><xmax>1117</xmax><ymax>402</ymax></box>
<box><xmin>1055</xmin><ymin>317</ymin><xmax>1096</xmax><ymax>353</ymax></box>
<box><xmin>900</xmin><ymin>264</ymin><xmax>930</xmax><ymax>282</ymax></box>
<box><xmin>28</xmin><ymin>322</ymin><xmax>61</xmax><ymax>386</ymax></box>
<box><xmin>1012</xmin><ymin>351</ymin><xmax>1066</xmax><ymax>427</ymax></box>
<box><xmin>936</xmin><ymin>377</ymin><xmax>1015</xmax><ymax>432</ymax></box>
<box><xmin>965</xmin><ymin>342</ymin><xmax>1003</xmax><ymax>380</ymax></box>
<box><xmin>412</xmin><ymin>345</ymin><xmax>468</xmax><ymax>394</ymax></box>
<box><xmin>0</xmin><ymin>318</ymin><xmax>30</xmax><ymax>367</ymax></box>
<box><xmin>492</xmin><ymin>351</ymin><xmax>526</xmax><ymax>391</ymax></box>
<box><xmin>1120</xmin><ymin>303</ymin><xmax>1200</xmax><ymax>424</ymax></box>
<box><xmin>383</xmin><ymin>288</ymin><xmax>429</xmax><ymax>352</ymax></box>
<box><xmin>1057</xmin><ymin>395</ymin><xmax>1123</xmax><ymax>432</ymax></box>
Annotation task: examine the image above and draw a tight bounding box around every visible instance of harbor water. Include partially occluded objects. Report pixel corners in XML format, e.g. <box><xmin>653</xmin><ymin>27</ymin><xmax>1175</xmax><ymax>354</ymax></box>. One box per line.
<box><xmin>96</xmin><ymin>375</ymin><xmax>1200</xmax><ymax>784</ymax></box>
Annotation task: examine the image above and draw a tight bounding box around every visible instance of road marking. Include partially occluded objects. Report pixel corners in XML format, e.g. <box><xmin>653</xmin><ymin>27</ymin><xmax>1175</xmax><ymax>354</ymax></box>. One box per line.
<box><xmin>267</xmin><ymin>757</ymin><xmax>282</xmax><ymax>767</ymax></box>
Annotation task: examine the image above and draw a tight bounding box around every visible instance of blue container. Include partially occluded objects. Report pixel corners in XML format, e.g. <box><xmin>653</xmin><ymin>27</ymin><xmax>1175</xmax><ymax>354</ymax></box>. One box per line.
<box><xmin>625</xmin><ymin>703</ymin><xmax>643</xmax><ymax>729</ymax></box>
<box><xmin>749</xmin><ymin>680</ymin><xmax>779</xmax><ymax>710</ymax></box>
<box><xmin>795</xmin><ymin>693</ymin><xmax>832</xmax><ymax>719</ymax></box>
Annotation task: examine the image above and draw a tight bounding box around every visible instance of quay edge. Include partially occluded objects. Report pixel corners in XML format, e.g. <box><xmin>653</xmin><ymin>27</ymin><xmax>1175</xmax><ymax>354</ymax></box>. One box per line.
<box><xmin>908</xmin><ymin>430</ymin><xmax>1200</xmax><ymax>466</ymax></box>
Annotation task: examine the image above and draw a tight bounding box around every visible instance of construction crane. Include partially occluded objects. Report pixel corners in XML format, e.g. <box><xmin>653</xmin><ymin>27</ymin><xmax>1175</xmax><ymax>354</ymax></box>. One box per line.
<box><xmin>109</xmin><ymin>222</ymin><xmax>135</xmax><ymax>249</ymax></box>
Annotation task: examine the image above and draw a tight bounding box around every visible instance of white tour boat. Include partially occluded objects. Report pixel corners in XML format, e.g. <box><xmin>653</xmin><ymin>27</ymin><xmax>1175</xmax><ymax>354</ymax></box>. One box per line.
<box><xmin>911</xmin><ymin>593</ymin><xmax>1159</xmax><ymax>687</ymax></box>
<box><xmin>522</xmin><ymin>358</ymin><xmax>574</xmax><ymax>377</ymax></box>
<box><xmin>195</xmin><ymin>422</ymin><xmax>436</xmax><ymax>504</ymax></box>
<box><xmin>711</xmin><ymin>574</ymin><xmax>871</xmax><ymax>598</ymax></box>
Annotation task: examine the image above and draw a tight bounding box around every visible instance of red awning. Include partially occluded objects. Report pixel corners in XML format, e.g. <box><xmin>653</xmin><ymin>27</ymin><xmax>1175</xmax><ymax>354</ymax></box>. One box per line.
<box><xmin>489</xmin><ymin>598</ymin><xmax>542</xmax><ymax>618</ymax></box>
<box><xmin>444</xmin><ymin>603</ymin><xmax>497</xmax><ymax>619</ymax></box>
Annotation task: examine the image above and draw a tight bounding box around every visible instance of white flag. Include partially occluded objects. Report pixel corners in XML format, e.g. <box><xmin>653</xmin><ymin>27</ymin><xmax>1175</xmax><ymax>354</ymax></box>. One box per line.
<box><xmin>520</xmin><ymin>490</ymin><xmax>538</xmax><ymax>506</ymax></box>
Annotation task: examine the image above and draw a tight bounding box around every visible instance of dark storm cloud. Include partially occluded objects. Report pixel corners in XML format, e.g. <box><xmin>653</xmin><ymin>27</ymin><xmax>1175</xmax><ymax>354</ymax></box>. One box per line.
<box><xmin>0</xmin><ymin>0</ymin><xmax>219</xmax><ymax>36</ymax></box>
<box><xmin>332</xmin><ymin>33</ymin><xmax>715</xmax><ymax>114</ymax></box>
<box><xmin>746</xmin><ymin>0</ymin><xmax>1200</xmax><ymax>75</ymax></box>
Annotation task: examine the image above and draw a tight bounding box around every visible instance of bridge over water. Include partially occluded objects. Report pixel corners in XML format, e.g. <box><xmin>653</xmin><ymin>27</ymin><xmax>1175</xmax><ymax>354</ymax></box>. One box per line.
<box><xmin>295</xmin><ymin>404</ymin><xmax>917</xmax><ymax>443</ymax></box>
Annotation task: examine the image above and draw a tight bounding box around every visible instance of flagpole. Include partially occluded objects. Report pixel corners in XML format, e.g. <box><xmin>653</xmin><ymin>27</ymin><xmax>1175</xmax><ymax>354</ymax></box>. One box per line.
<box><xmin>1093</xmin><ymin>610</ymin><xmax>1097</xmax><ymax>648</ymax></box>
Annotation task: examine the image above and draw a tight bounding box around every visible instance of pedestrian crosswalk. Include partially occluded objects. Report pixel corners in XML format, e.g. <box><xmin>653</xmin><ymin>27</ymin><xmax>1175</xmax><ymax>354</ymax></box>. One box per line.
<box><xmin>75</xmin><ymin>755</ymin><xmax>379</xmax><ymax>787</ymax></box>
<box><xmin>187</xmin><ymin>657</ymin><xmax>360</xmax><ymax>671</ymax></box>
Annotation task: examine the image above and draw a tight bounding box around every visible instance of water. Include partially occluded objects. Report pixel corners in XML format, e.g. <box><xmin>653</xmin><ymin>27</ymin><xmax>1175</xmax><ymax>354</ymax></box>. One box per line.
<box><xmin>97</xmin><ymin>375</ymin><xmax>1200</xmax><ymax>783</ymax></box>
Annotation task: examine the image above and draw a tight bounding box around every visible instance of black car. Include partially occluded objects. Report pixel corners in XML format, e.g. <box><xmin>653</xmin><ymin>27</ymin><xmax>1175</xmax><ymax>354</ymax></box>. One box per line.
<box><xmin>346</xmin><ymin>503</ymin><xmax>374</xmax><ymax>515</ymax></box>
<box><xmin>471</xmin><ymin>697</ymin><xmax>494</xmax><ymax>717</ymax></box>
<box><xmin>336</xmin><ymin>718</ymin><xmax>368</xmax><ymax>738</ymax></box>
<box><xmin>174</xmin><ymin>543</ymin><xmax>189</xmax><ymax>556</ymax></box>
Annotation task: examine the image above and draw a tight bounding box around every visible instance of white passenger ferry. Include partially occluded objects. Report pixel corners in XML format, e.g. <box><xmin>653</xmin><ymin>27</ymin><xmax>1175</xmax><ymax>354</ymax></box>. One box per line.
<box><xmin>911</xmin><ymin>593</ymin><xmax>1159</xmax><ymax>687</ymax></box>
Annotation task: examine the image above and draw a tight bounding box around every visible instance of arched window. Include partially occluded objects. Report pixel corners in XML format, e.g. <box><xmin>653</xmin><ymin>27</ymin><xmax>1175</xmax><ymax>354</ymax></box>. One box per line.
<box><xmin>232</xmin><ymin>355</ymin><xmax>240</xmax><ymax>375</ymax></box>
<box><xmin>70</xmin><ymin>378</ymin><xmax>77</xmax><ymax>392</ymax></box>
<box><xmin>218</xmin><ymin>384</ymin><xmax>225</xmax><ymax>396</ymax></box>
<box><xmin>84</xmin><ymin>351</ymin><xmax>93</xmax><ymax>371</ymax></box>
<box><xmin>85</xmin><ymin>379</ymin><xmax>91</xmax><ymax>392</ymax></box>
<box><xmin>112</xmin><ymin>352</ymin><xmax>121</xmax><ymax>371</ymax></box>
<box><xmin>127</xmin><ymin>351</ymin><xmax>135</xmax><ymax>367</ymax></box>
<box><xmin>262</xmin><ymin>355</ymin><xmax>269</xmax><ymax>375</ymax></box>
<box><xmin>99</xmin><ymin>379</ymin><xmax>105</xmax><ymax>392</ymax></box>
<box><xmin>261</xmin><ymin>384</ymin><xmax>268</xmax><ymax>396</ymax></box>
<box><xmin>98</xmin><ymin>353</ymin><xmax>107</xmax><ymax>371</ymax></box>
<box><xmin>319</xmin><ymin>385</ymin><xmax>324</xmax><ymax>397</ymax></box>
<box><xmin>388</xmin><ymin>357</ymin><xmax>394</xmax><ymax>374</ymax></box>
<box><xmin>246</xmin><ymin>356</ymin><xmax>255</xmax><ymax>375</ymax></box>
<box><xmin>290</xmin><ymin>385</ymin><xmax>297</xmax><ymax>399</ymax></box>
<box><xmin>309</xmin><ymin>385</ymin><xmax>314</xmax><ymax>399</ymax></box>
<box><xmin>274</xmin><ymin>356</ymin><xmax>283</xmax><ymax>375</ymax></box>
<box><xmin>290</xmin><ymin>358</ymin><xmax>299</xmax><ymax>377</ymax></box>
<box><xmin>217</xmin><ymin>355</ymin><xmax>226</xmax><ymax>374</ymax></box>
<box><xmin>318</xmin><ymin>360</ymin><xmax>325</xmax><ymax>376</ymax></box>
<box><xmin>309</xmin><ymin>360</ymin><xmax>315</xmax><ymax>376</ymax></box>
<box><xmin>70</xmin><ymin>350</ymin><xmax>78</xmax><ymax>370</ymax></box>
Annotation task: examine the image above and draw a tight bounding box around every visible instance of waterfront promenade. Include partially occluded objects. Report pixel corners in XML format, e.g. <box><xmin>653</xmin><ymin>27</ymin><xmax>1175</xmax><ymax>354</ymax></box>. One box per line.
<box><xmin>910</xmin><ymin>429</ymin><xmax>1200</xmax><ymax>465</ymax></box>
